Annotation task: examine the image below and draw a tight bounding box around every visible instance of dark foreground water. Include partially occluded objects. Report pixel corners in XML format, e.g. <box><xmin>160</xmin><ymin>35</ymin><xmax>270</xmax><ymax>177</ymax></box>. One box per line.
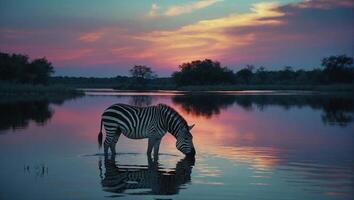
<box><xmin>0</xmin><ymin>90</ymin><xmax>353</xmax><ymax>200</ymax></box>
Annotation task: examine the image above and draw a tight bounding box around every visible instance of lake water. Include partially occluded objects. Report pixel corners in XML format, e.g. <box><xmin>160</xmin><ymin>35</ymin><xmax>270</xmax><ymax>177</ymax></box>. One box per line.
<box><xmin>0</xmin><ymin>90</ymin><xmax>353</xmax><ymax>200</ymax></box>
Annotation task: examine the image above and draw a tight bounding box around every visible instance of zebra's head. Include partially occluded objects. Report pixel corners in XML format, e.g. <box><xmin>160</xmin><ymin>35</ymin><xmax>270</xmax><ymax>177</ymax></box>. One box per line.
<box><xmin>176</xmin><ymin>124</ymin><xmax>196</xmax><ymax>157</ymax></box>
<box><xmin>159</xmin><ymin>104</ymin><xmax>196</xmax><ymax>157</ymax></box>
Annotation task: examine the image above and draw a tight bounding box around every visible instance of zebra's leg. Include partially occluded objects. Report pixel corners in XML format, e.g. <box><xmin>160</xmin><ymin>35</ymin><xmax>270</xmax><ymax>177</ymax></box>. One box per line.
<box><xmin>110</xmin><ymin>132</ymin><xmax>121</xmax><ymax>155</ymax></box>
<box><xmin>147</xmin><ymin>153</ymin><xmax>153</xmax><ymax>165</ymax></box>
<box><xmin>153</xmin><ymin>138</ymin><xmax>162</xmax><ymax>159</ymax></box>
<box><xmin>104</xmin><ymin>131</ymin><xmax>117</xmax><ymax>155</ymax></box>
<box><xmin>147</xmin><ymin>137</ymin><xmax>156</xmax><ymax>156</ymax></box>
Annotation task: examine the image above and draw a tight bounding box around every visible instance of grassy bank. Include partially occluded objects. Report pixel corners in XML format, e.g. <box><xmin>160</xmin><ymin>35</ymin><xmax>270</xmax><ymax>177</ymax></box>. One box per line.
<box><xmin>3</xmin><ymin>82</ymin><xmax>352</xmax><ymax>94</ymax></box>
<box><xmin>50</xmin><ymin>76</ymin><xmax>353</xmax><ymax>92</ymax></box>
<box><xmin>176</xmin><ymin>84</ymin><xmax>354</xmax><ymax>92</ymax></box>
<box><xmin>115</xmin><ymin>83</ymin><xmax>354</xmax><ymax>92</ymax></box>
<box><xmin>0</xmin><ymin>83</ymin><xmax>84</xmax><ymax>97</ymax></box>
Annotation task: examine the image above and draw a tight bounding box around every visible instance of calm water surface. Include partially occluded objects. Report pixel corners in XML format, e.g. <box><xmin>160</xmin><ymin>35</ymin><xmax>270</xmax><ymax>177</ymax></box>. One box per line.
<box><xmin>0</xmin><ymin>91</ymin><xmax>353</xmax><ymax>200</ymax></box>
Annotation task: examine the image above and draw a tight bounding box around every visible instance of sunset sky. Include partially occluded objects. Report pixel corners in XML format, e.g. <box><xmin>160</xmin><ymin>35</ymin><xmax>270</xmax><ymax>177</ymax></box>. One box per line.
<box><xmin>0</xmin><ymin>0</ymin><xmax>353</xmax><ymax>77</ymax></box>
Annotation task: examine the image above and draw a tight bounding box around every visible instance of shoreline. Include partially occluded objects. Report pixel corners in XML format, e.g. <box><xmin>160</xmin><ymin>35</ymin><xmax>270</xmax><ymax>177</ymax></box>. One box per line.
<box><xmin>109</xmin><ymin>84</ymin><xmax>354</xmax><ymax>92</ymax></box>
<box><xmin>0</xmin><ymin>83</ymin><xmax>353</xmax><ymax>96</ymax></box>
<box><xmin>175</xmin><ymin>84</ymin><xmax>354</xmax><ymax>92</ymax></box>
<box><xmin>0</xmin><ymin>83</ymin><xmax>84</xmax><ymax>96</ymax></box>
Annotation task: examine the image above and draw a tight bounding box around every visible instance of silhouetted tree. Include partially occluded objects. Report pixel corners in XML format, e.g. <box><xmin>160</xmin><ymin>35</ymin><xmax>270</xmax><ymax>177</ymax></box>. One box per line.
<box><xmin>0</xmin><ymin>52</ymin><xmax>29</xmax><ymax>82</ymax></box>
<box><xmin>236</xmin><ymin>65</ymin><xmax>254</xmax><ymax>84</ymax></box>
<box><xmin>170</xmin><ymin>56</ymin><xmax>353</xmax><ymax>86</ymax></box>
<box><xmin>172</xmin><ymin>59</ymin><xmax>235</xmax><ymax>85</ymax></box>
<box><xmin>24</xmin><ymin>58</ymin><xmax>54</xmax><ymax>84</ymax></box>
<box><xmin>277</xmin><ymin>66</ymin><xmax>295</xmax><ymax>82</ymax></box>
<box><xmin>254</xmin><ymin>66</ymin><xmax>267</xmax><ymax>83</ymax></box>
<box><xmin>321</xmin><ymin>55</ymin><xmax>354</xmax><ymax>83</ymax></box>
<box><xmin>0</xmin><ymin>52</ymin><xmax>54</xmax><ymax>84</ymax></box>
<box><xmin>304</xmin><ymin>68</ymin><xmax>325</xmax><ymax>84</ymax></box>
<box><xmin>129</xmin><ymin>65</ymin><xmax>156</xmax><ymax>86</ymax></box>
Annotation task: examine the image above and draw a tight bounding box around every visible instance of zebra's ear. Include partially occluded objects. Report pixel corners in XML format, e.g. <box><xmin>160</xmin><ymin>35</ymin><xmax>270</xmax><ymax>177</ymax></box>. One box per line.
<box><xmin>189</xmin><ymin>124</ymin><xmax>195</xmax><ymax>130</ymax></box>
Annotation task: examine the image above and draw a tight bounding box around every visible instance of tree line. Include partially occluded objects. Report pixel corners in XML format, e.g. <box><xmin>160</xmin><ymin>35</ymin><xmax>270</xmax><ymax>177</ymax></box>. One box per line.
<box><xmin>1</xmin><ymin>51</ymin><xmax>353</xmax><ymax>87</ymax></box>
<box><xmin>171</xmin><ymin>55</ymin><xmax>354</xmax><ymax>86</ymax></box>
<box><xmin>127</xmin><ymin>55</ymin><xmax>354</xmax><ymax>86</ymax></box>
<box><xmin>0</xmin><ymin>52</ymin><xmax>54</xmax><ymax>84</ymax></box>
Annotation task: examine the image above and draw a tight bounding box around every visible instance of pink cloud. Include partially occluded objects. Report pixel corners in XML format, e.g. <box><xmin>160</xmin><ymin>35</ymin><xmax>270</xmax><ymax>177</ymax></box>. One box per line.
<box><xmin>79</xmin><ymin>32</ymin><xmax>104</xmax><ymax>42</ymax></box>
<box><xmin>1</xmin><ymin>0</ymin><xmax>353</xmax><ymax>75</ymax></box>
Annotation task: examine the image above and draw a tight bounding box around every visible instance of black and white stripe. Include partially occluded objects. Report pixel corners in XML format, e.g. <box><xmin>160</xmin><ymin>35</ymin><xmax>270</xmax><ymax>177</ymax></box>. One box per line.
<box><xmin>98</xmin><ymin>103</ymin><xmax>195</xmax><ymax>156</ymax></box>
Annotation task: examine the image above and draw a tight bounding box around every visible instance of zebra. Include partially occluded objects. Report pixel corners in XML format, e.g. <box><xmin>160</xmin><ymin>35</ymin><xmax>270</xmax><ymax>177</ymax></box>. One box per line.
<box><xmin>98</xmin><ymin>103</ymin><xmax>196</xmax><ymax>157</ymax></box>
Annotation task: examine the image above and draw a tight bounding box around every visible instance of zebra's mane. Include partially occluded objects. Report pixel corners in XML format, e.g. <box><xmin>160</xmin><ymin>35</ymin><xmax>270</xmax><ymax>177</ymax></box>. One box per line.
<box><xmin>157</xmin><ymin>103</ymin><xmax>188</xmax><ymax>127</ymax></box>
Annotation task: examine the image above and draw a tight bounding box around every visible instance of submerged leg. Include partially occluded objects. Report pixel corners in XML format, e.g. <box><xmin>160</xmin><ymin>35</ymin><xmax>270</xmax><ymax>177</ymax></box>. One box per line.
<box><xmin>110</xmin><ymin>133</ymin><xmax>121</xmax><ymax>155</ymax></box>
<box><xmin>147</xmin><ymin>137</ymin><xmax>156</xmax><ymax>156</ymax></box>
<box><xmin>104</xmin><ymin>129</ymin><xmax>121</xmax><ymax>155</ymax></box>
<box><xmin>103</xmin><ymin>140</ymin><xmax>110</xmax><ymax>155</ymax></box>
<box><xmin>147</xmin><ymin>153</ymin><xmax>154</xmax><ymax>168</ymax></box>
<box><xmin>147</xmin><ymin>154</ymin><xmax>158</xmax><ymax>171</ymax></box>
<box><xmin>153</xmin><ymin>138</ymin><xmax>162</xmax><ymax>159</ymax></box>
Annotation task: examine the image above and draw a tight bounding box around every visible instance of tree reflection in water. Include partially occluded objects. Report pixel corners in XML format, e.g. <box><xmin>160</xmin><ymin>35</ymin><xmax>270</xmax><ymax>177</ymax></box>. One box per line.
<box><xmin>129</xmin><ymin>95</ymin><xmax>152</xmax><ymax>107</ymax></box>
<box><xmin>173</xmin><ymin>94</ymin><xmax>236</xmax><ymax>118</ymax></box>
<box><xmin>0</xmin><ymin>100</ymin><xmax>52</xmax><ymax>131</ymax></box>
<box><xmin>172</xmin><ymin>93</ymin><xmax>354</xmax><ymax>126</ymax></box>
<box><xmin>1</xmin><ymin>92</ymin><xmax>351</xmax><ymax>132</ymax></box>
<box><xmin>98</xmin><ymin>155</ymin><xmax>195</xmax><ymax>196</ymax></box>
<box><xmin>0</xmin><ymin>95</ymin><xmax>81</xmax><ymax>132</ymax></box>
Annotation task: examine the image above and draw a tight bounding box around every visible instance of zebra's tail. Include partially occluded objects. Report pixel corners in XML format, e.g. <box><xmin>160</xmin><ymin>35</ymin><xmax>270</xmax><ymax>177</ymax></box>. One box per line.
<box><xmin>98</xmin><ymin>118</ymin><xmax>103</xmax><ymax>149</ymax></box>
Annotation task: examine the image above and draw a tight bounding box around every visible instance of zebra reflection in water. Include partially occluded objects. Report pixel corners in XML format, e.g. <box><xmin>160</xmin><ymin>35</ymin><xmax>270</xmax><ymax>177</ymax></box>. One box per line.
<box><xmin>98</xmin><ymin>155</ymin><xmax>195</xmax><ymax>195</ymax></box>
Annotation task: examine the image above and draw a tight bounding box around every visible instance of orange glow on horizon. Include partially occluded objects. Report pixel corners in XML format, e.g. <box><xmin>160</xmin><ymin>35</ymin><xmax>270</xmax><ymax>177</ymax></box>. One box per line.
<box><xmin>70</xmin><ymin>2</ymin><xmax>285</xmax><ymax>68</ymax></box>
<box><xmin>133</xmin><ymin>2</ymin><xmax>285</xmax><ymax>66</ymax></box>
